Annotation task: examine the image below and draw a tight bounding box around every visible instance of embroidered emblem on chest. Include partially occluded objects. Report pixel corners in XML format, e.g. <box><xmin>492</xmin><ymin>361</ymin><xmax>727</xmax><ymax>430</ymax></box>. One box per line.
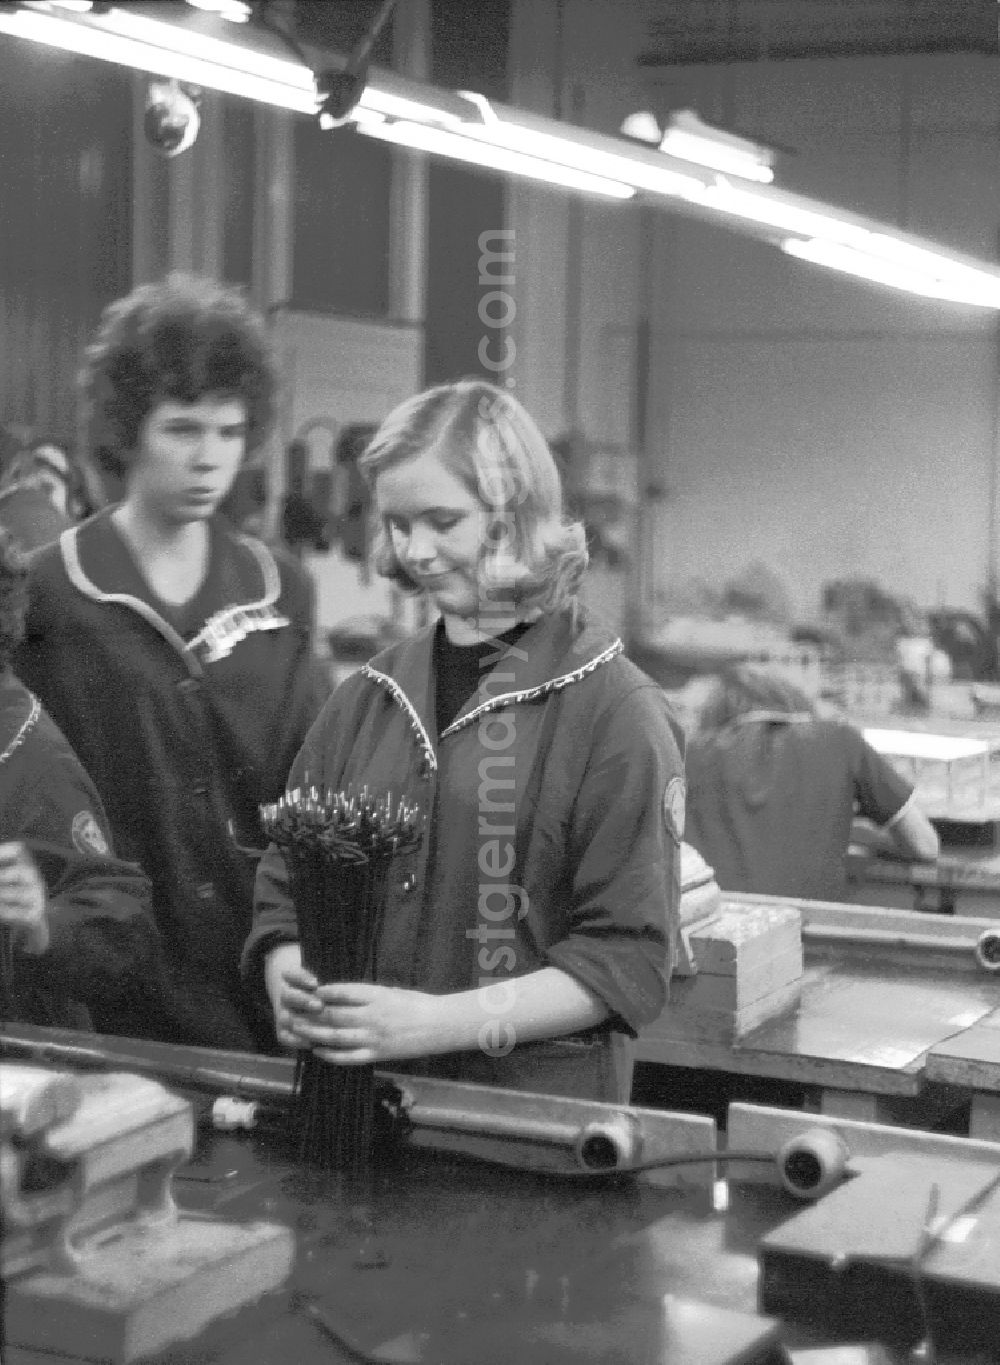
<box><xmin>193</xmin><ymin>604</ymin><xmax>290</xmax><ymax>663</ymax></box>
<box><xmin>72</xmin><ymin>810</ymin><xmax>110</xmax><ymax>857</ymax></box>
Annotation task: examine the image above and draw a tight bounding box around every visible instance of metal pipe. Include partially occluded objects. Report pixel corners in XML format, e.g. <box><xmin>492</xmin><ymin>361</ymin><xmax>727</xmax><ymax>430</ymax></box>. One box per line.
<box><xmin>803</xmin><ymin>924</ymin><xmax>1000</xmax><ymax>970</ymax></box>
<box><xmin>400</xmin><ymin>1101</ymin><xmax>641</xmax><ymax>1170</ymax></box>
<box><xmin>0</xmin><ymin>1031</ymin><xmax>295</xmax><ymax>1099</ymax></box>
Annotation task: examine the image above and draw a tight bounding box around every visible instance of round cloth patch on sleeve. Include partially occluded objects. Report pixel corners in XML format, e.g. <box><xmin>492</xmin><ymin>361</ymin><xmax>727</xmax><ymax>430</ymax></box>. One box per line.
<box><xmin>71</xmin><ymin>810</ymin><xmax>110</xmax><ymax>857</ymax></box>
<box><xmin>662</xmin><ymin>775</ymin><xmax>686</xmax><ymax>845</ymax></box>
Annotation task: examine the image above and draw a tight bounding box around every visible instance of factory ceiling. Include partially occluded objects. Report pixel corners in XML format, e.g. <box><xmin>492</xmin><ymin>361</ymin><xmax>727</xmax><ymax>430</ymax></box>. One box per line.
<box><xmin>637</xmin><ymin>0</ymin><xmax>997</xmax><ymax>64</ymax></box>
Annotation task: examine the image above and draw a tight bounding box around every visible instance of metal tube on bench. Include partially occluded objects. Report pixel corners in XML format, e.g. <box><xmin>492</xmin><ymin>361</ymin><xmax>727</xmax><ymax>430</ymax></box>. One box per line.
<box><xmin>803</xmin><ymin>924</ymin><xmax>1000</xmax><ymax>969</ymax></box>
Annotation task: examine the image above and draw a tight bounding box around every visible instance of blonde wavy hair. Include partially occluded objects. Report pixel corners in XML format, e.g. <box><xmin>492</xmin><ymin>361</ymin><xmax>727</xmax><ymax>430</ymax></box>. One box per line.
<box><xmin>359</xmin><ymin>378</ymin><xmax>589</xmax><ymax>613</ymax></box>
<box><xmin>696</xmin><ymin>663</ymin><xmax>816</xmax><ymax>736</ymax></box>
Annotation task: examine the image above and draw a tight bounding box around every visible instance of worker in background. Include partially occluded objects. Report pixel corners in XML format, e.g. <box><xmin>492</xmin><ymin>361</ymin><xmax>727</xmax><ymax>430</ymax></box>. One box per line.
<box><xmin>244</xmin><ymin>378</ymin><xmax>685</xmax><ymax>1103</ymax></box>
<box><xmin>15</xmin><ymin>274</ymin><xmax>325</xmax><ymax>1051</ymax></box>
<box><xmin>0</xmin><ymin>524</ymin><xmax>154</xmax><ymax>1030</ymax></box>
<box><xmin>685</xmin><ymin>663</ymin><xmax>940</xmax><ymax>902</ymax></box>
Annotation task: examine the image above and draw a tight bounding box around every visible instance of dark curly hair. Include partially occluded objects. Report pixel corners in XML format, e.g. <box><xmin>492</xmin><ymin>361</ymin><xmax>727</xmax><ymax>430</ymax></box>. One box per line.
<box><xmin>0</xmin><ymin>526</ymin><xmax>28</xmax><ymax>672</ymax></box>
<box><xmin>81</xmin><ymin>273</ymin><xmax>277</xmax><ymax>479</ymax></box>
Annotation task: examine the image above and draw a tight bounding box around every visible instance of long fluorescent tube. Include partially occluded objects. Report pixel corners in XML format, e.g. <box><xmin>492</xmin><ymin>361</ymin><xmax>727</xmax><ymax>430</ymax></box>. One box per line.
<box><xmin>0</xmin><ymin>7</ymin><xmax>320</xmax><ymax>111</ymax></box>
<box><xmin>105</xmin><ymin>6</ymin><xmax>460</xmax><ymax>123</ymax></box>
<box><xmin>357</xmin><ymin>117</ymin><xmax>635</xmax><ymax>200</ymax></box>
<box><xmin>783</xmin><ymin>238</ymin><xmax>1000</xmax><ymax>307</ymax></box>
<box><xmin>184</xmin><ymin>0</ymin><xmax>251</xmax><ymax>21</ymax></box>
<box><xmin>684</xmin><ymin>179</ymin><xmax>1000</xmax><ymax>306</ymax></box>
<box><xmin>658</xmin><ymin>109</ymin><xmax>775</xmax><ymax>184</ymax></box>
<box><xmin>0</xmin><ymin>6</ymin><xmax>480</xmax><ymax>127</ymax></box>
<box><xmin>5</xmin><ymin>1</ymin><xmax>1000</xmax><ymax>307</ymax></box>
<box><xmin>454</xmin><ymin>97</ymin><xmax>708</xmax><ymax>200</ymax></box>
<box><xmin>659</xmin><ymin>130</ymin><xmax>774</xmax><ymax>183</ymax></box>
<box><xmin>685</xmin><ymin>180</ymin><xmax>874</xmax><ymax>248</ymax></box>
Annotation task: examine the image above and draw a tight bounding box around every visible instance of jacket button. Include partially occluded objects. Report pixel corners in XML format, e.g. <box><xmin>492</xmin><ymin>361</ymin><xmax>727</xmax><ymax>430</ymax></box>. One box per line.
<box><xmin>400</xmin><ymin>873</ymin><xmax>417</xmax><ymax>895</ymax></box>
<box><xmin>178</xmin><ymin>678</ymin><xmax>200</xmax><ymax>694</ymax></box>
<box><xmin>195</xmin><ymin>882</ymin><xmax>215</xmax><ymax>900</ymax></box>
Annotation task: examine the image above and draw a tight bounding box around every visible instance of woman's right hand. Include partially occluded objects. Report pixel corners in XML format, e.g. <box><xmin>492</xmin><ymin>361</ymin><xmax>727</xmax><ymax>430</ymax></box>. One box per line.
<box><xmin>263</xmin><ymin>942</ymin><xmax>321</xmax><ymax>1049</ymax></box>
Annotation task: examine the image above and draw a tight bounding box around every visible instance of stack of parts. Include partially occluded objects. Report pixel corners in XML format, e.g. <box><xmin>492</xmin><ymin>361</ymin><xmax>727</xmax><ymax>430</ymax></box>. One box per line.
<box><xmin>661</xmin><ymin>902</ymin><xmax>804</xmax><ymax>1041</ymax></box>
<box><xmin>863</xmin><ymin>728</ymin><xmax>999</xmax><ymax>817</ymax></box>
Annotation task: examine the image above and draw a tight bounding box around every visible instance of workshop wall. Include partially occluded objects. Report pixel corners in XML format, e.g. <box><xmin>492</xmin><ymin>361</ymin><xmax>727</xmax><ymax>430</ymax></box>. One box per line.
<box><xmin>0</xmin><ymin>41</ymin><xmax>133</xmax><ymax>446</ymax></box>
<box><xmin>644</xmin><ymin>50</ymin><xmax>999</xmax><ymax>620</ymax></box>
<box><xmin>505</xmin><ymin>0</ymin><xmax>1000</xmax><ymax>621</ymax></box>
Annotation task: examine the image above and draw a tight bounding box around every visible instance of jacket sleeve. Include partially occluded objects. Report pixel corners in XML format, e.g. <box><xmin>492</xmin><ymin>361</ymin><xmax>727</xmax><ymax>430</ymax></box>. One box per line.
<box><xmin>544</xmin><ymin>683</ymin><xmax>685</xmax><ymax>1035</ymax></box>
<box><xmin>852</xmin><ymin>731</ymin><xmax>913</xmax><ymax>826</ymax></box>
<box><xmin>14</xmin><ymin>734</ymin><xmax>157</xmax><ymax>1013</ymax></box>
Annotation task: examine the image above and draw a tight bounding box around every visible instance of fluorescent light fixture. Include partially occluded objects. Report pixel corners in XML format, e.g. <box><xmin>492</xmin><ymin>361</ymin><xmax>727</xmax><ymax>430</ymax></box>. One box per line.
<box><xmin>358</xmin><ymin>87</ymin><xmax>463</xmax><ymax>125</ymax></box>
<box><xmin>5</xmin><ymin>1</ymin><xmax>1000</xmax><ymax>306</ymax></box>
<box><xmin>0</xmin><ymin>5</ymin><xmax>465</xmax><ymax>124</ymax></box>
<box><xmin>782</xmin><ymin>238</ymin><xmax>1000</xmax><ymax>307</ymax></box>
<box><xmin>0</xmin><ymin>6</ymin><xmax>321</xmax><ymax>112</ymax></box>
<box><xmin>619</xmin><ymin>107</ymin><xmax>776</xmax><ymax>183</ymax></box>
<box><xmin>358</xmin><ymin>118</ymin><xmax>636</xmax><ymax>199</ymax></box>
<box><xmin>454</xmin><ymin>95</ymin><xmax>708</xmax><ymax>200</ymax></box>
<box><xmin>660</xmin><ymin>128</ymin><xmax>774</xmax><ymax>184</ymax></box>
<box><xmin>620</xmin><ymin>110</ymin><xmax>662</xmax><ymax>145</ymax></box>
<box><xmin>685</xmin><ymin>179</ymin><xmax>873</xmax><ymax>247</ymax></box>
<box><xmin>184</xmin><ymin>0</ymin><xmax>251</xmax><ymax>22</ymax></box>
<box><xmin>864</xmin><ymin>232</ymin><xmax>1000</xmax><ymax>295</ymax></box>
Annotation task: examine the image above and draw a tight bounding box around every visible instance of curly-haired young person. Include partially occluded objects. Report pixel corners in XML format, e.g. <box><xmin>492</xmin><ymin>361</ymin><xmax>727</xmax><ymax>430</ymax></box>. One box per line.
<box><xmin>16</xmin><ymin>275</ymin><xmax>325</xmax><ymax>1049</ymax></box>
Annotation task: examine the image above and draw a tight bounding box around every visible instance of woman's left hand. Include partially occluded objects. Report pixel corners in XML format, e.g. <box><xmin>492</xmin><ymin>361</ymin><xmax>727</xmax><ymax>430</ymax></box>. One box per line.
<box><xmin>286</xmin><ymin>981</ymin><xmax>441</xmax><ymax>1065</ymax></box>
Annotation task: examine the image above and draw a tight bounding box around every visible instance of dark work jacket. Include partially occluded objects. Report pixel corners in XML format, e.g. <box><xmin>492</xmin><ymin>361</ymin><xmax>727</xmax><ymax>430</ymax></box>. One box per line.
<box><xmin>0</xmin><ymin>670</ymin><xmax>155</xmax><ymax>1030</ymax></box>
<box><xmin>244</xmin><ymin>602</ymin><xmax>685</xmax><ymax>1102</ymax></box>
<box><xmin>15</xmin><ymin>510</ymin><xmax>325</xmax><ymax>1049</ymax></box>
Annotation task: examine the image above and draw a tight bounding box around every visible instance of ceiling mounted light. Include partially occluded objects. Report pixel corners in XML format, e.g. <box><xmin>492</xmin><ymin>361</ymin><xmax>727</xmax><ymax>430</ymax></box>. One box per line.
<box><xmin>184</xmin><ymin>0</ymin><xmax>251</xmax><ymax>21</ymax></box>
<box><xmin>621</xmin><ymin>107</ymin><xmax>776</xmax><ymax>184</ymax></box>
<box><xmin>357</xmin><ymin>117</ymin><xmax>636</xmax><ymax>199</ymax></box>
<box><xmin>185</xmin><ymin>0</ymin><xmax>251</xmax><ymax>20</ymax></box>
<box><xmin>21</xmin><ymin>1</ymin><xmax>101</xmax><ymax>11</ymax></box>
<box><xmin>782</xmin><ymin>237</ymin><xmax>1000</xmax><ymax>308</ymax></box>
<box><xmin>619</xmin><ymin>110</ymin><xmax>662</xmax><ymax>145</ymax></box>
<box><xmin>3</xmin><ymin>0</ymin><xmax>1000</xmax><ymax>305</ymax></box>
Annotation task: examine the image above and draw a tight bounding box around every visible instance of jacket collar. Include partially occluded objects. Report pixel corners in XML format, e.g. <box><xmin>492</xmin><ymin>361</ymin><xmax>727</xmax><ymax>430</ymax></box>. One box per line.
<box><xmin>59</xmin><ymin>509</ymin><xmax>284</xmax><ymax>674</ymax></box>
<box><xmin>361</xmin><ymin>601</ymin><xmax>624</xmax><ymax>758</ymax></box>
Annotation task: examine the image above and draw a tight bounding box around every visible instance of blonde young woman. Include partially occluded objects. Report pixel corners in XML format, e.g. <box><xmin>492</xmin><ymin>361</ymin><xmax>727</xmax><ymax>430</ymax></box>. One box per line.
<box><xmin>245</xmin><ymin>379</ymin><xmax>685</xmax><ymax>1102</ymax></box>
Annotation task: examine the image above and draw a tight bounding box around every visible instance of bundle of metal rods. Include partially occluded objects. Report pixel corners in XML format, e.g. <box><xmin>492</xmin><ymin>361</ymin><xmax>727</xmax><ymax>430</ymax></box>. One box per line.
<box><xmin>259</xmin><ymin>784</ymin><xmax>422</xmax><ymax>1174</ymax></box>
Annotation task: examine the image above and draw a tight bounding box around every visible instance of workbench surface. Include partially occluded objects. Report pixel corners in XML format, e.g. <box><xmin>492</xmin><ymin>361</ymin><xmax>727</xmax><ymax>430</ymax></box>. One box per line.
<box><xmin>847</xmin><ymin>844</ymin><xmax>1000</xmax><ymax>917</ymax></box>
<box><xmin>157</xmin><ymin>1132</ymin><xmax>786</xmax><ymax>1365</ymax></box>
<box><xmin>637</xmin><ymin>898</ymin><xmax>1000</xmax><ymax>1132</ymax></box>
<box><xmin>4</xmin><ymin>1033</ymin><xmax>1000</xmax><ymax>1363</ymax></box>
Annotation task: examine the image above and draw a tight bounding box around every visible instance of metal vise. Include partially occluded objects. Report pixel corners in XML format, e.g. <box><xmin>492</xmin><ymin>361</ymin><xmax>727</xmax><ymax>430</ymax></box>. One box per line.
<box><xmin>1</xmin><ymin>1064</ymin><xmax>193</xmax><ymax>1280</ymax></box>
